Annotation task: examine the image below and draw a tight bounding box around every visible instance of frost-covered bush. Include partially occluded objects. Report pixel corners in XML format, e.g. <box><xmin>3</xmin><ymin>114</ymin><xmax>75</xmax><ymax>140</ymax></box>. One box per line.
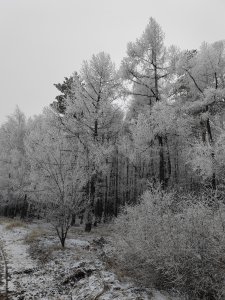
<box><xmin>113</xmin><ymin>187</ymin><xmax>225</xmax><ymax>299</ymax></box>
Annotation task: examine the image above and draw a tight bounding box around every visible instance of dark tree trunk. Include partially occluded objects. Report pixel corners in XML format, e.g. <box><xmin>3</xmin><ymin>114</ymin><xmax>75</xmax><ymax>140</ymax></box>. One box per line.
<box><xmin>85</xmin><ymin>222</ymin><xmax>92</xmax><ymax>232</ymax></box>
<box><xmin>56</xmin><ymin>225</ymin><xmax>69</xmax><ymax>248</ymax></box>
<box><xmin>85</xmin><ymin>173</ymin><xmax>96</xmax><ymax>232</ymax></box>
<box><xmin>114</xmin><ymin>147</ymin><xmax>119</xmax><ymax>217</ymax></box>
<box><xmin>126</xmin><ymin>157</ymin><xmax>129</xmax><ymax>203</ymax></box>
<box><xmin>71</xmin><ymin>214</ymin><xmax>76</xmax><ymax>226</ymax></box>
<box><xmin>61</xmin><ymin>237</ymin><xmax>65</xmax><ymax>248</ymax></box>
<box><xmin>103</xmin><ymin>175</ymin><xmax>108</xmax><ymax>222</ymax></box>
<box><xmin>157</xmin><ymin>135</ymin><xmax>165</xmax><ymax>187</ymax></box>
<box><xmin>165</xmin><ymin>136</ymin><xmax>171</xmax><ymax>187</ymax></box>
<box><xmin>20</xmin><ymin>194</ymin><xmax>28</xmax><ymax>219</ymax></box>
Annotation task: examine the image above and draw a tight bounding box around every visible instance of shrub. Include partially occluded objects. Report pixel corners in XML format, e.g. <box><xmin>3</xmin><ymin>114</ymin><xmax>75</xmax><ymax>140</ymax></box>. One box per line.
<box><xmin>113</xmin><ymin>186</ymin><xmax>225</xmax><ymax>299</ymax></box>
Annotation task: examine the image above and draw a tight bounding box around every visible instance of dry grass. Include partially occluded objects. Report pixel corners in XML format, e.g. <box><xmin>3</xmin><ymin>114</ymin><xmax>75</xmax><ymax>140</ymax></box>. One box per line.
<box><xmin>5</xmin><ymin>219</ymin><xmax>27</xmax><ymax>230</ymax></box>
<box><xmin>0</xmin><ymin>217</ymin><xmax>16</xmax><ymax>225</ymax></box>
<box><xmin>48</xmin><ymin>244</ymin><xmax>64</xmax><ymax>252</ymax></box>
<box><xmin>68</xmin><ymin>223</ymin><xmax>113</xmax><ymax>240</ymax></box>
<box><xmin>24</xmin><ymin>228</ymin><xmax>47</xmax><ymax>243</ymax></box>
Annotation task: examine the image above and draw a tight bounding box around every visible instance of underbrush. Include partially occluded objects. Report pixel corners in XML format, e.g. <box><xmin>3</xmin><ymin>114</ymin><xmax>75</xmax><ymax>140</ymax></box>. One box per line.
<box><xmin>113</xmin><ymin>187</ymin><xmax>225</xmax><ymax>299</ymax></box>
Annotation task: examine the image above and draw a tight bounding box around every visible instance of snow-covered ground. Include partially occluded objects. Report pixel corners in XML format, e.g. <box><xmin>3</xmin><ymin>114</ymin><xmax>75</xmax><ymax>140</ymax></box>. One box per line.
<box><xmin>0</xmin><ymin>219</ymin><xmax>175</xmax><ymax>299</ymax></box>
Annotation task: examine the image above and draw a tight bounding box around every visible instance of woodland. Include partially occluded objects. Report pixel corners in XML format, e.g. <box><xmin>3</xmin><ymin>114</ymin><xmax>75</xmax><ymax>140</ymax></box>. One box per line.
<box><xmin>1</xmin><ymin>17</ymin><xmax>225</xmax><ymax>299</ymax></box>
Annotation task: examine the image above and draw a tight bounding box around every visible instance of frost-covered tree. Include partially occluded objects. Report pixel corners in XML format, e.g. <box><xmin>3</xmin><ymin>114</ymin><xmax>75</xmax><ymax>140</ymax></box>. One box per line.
<box><xmin>121</xmin><ymin>18</ymin><xmax>178</xmax><ymax>186</ymax></box>
<box><xmin>0</xmin><ymin>107</ymin><xmax>29</xmax><ymax>217</ymax></box>
<box><xmin>25</xmin><ymin>110</ymin><xmax>86</xmax><ymax>247</ymax></box>
<box><xmin>121</xmin><ymin>18</ymin><xmax>182</xmax><ymax>186</ymax></box>
<box><xmin>56</xmin><ymin>52</ymin><xmax>123</xmax><ymax>231</ymax></box>
<box><xmin>121</xmin><ymin>17</ymin><xmax>167</xmax><ymax>104</ymax></box>
<box><xmin>176</xmin><ymin>41</ymin><xmax>225</xmax><ymax>188</ymax></box>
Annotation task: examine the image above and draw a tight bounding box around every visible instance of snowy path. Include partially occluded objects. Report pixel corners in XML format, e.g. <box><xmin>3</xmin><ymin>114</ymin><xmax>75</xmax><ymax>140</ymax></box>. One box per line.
<box><xmin>0</xmin><ymin>220</ymin><xmax>172</xmax><ymax>300</ymax></box>
<box><xmin>0</xmin><ymin>238</ymin><xmax>8</xmax><ymax>299</ymax></box>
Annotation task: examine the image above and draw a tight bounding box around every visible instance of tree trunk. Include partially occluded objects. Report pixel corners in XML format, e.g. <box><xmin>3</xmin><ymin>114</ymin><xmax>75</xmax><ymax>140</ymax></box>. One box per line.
<box><xmin>85</xmin><ymin>222</ymin><xmax>92</xmax><ymax>232</ymax></box>
<box><xmin>126</xmin><ymin>157</ymin><xmax>130</xmax><ymax>203</ymax></box>
<box><xmin>71</xmin><ymin>214</ymin><xmax>76</xmax><ymax>226</ymax></box>
<box><xmin>165</xmin><ymin>136</ymin><xmax>171</xmax><ymax>187</ymax></box>
<box><xmin>114</xmin><ymin>147</ymin><xmax>119</xmax><ymax>217</ymax></box>
<box><xmin>157</xmin><ymin>135</ymin><xmax>165</xmax><ymax>187</ymax></box>
<box><xmin>206</xmin><ymin>115</ymin><xmax>216</xmax><ymax>189</ymax></box>
<box><xmin>85</xmin><ymin>173</ymin><xmax>96</xmax><ymax>232</ymax></box>
<box><xmin>20</xmin><ymin>194</ymin><xmax>28</xmax><ymax>219</ymax></box>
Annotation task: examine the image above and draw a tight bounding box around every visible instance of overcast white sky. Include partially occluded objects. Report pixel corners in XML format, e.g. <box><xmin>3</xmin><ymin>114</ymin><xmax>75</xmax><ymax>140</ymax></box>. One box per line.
<box><xmin>0</xmin><ymin>0</ymin><xmax>225</xmax><ymax>123</ymax></box>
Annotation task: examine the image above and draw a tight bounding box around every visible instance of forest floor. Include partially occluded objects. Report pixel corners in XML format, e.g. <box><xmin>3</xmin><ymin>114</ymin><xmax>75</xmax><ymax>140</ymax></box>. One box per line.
<box><xmin>0</xmin><ymin>218</ymin><xmax>177</xmax><ymax>300</ymax></box>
